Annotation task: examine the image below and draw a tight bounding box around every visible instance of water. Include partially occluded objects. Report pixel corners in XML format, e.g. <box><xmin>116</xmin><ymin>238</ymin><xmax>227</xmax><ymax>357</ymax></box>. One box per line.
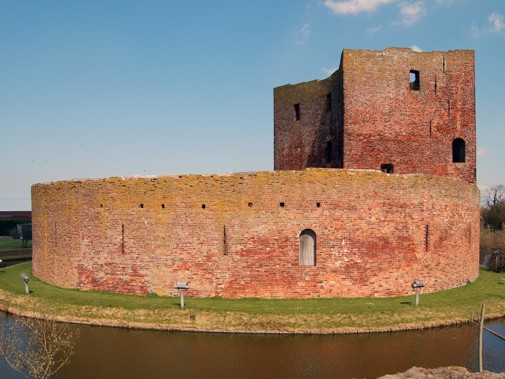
<box><xmin>0</xmin><ymin>313</ymin><xmax>503</xmax><ymax>379</ymax></box>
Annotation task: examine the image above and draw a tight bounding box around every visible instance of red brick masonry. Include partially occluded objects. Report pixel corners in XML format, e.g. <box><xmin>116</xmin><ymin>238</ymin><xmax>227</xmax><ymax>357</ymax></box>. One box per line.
<box><xmin>274</xmin><ymin>48</ymin><xmax>476</xmax><ymax>184</ymax></box>
<box><xmin>32</xmin><ymin>48</ymin><xmax>479</xmax><ymax>298</ymax></box>
<box><xmin>32</xmin><ymin>169</ymin><xmax>479</xmax><ymax>298</ymax></box>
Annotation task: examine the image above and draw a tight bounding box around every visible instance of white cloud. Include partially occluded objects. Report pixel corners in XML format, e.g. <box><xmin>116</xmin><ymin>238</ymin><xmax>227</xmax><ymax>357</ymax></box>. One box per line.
<box><xmin>323</xmin><ymin>0</ymin><xmax>426</xmax><ymax>28</ymax></box>
<box><xmin>321</xmin><ymin>67</ymin><xmax>338</xmax><ymax>76</ymax></box>
<box><xmin>489</xmin><ymin>12</ymin><xmax>505</xmax><ymax>33</ymax></box>
<box><xmin>471</xmin><ymin>12</ymin><xmax>505</xmax><ymax>36</ymax></box>
<box><xmin>399</xmin><ymin>1</ymin><xmax>426</xmax><ymax>26</ymax></box>
<box><xmin>471</xmin><ymin>22</ymin><xmax>481</xmax><ymax>37</ymax></box>
<box><xmin>366</xmin><ymin>25</ymin><xmax>383</xmax><ymax>34</ymax></box>
<box><xmin>435</xmin><ymin>0</ymin><xmax>455</xmax><ymax>5</ymax></box>
<box><xmin>323</xmin><ymin>0</ymin><xmax>397</xmax><ymax>15</ymax></box>
<box><xmin>296</xmin><ymin>23</ymin><xmax>311</xmax><ymax>45</ymax></box>
<box><xmin>410</xmin><ymin>45</ymin><xmax>423</xmax><ymax>52</ymax></box>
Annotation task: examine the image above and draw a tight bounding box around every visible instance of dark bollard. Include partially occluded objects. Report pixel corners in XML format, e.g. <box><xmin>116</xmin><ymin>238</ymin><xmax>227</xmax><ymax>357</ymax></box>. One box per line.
<box><xmin>21</xmin><ymin>272</ymin><xmax>30</xmax><ymax>295</ymax></box>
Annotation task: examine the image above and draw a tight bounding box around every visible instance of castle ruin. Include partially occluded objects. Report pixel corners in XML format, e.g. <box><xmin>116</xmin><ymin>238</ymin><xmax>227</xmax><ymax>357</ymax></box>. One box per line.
<box><xmin>32</xmin><ymin>48</ymin><xmax>479</xmax><ymax>298</ymax></box>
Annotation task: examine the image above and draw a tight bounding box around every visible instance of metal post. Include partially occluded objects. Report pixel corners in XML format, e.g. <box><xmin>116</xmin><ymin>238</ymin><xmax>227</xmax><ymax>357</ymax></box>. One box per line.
<box><xmin>180</xmin><ymin>291</ymin><xmax>185</xmax><ymax>309</ymax></box>
<box><xmin>21</xmin><ymin>273</ymin><xmax>30</xmax><ymax>295</ymax></box>
<box><xmin>411</xmin><ymin>280</ymin><xmax>424</xmax><ymax>307</ymax></box>
<box><xmin>479</xmin><ymin>304</ymin><xmax>485</xmax><ymax>373</ymax></box>
<box><xmin>175</xmin><ymin>281</ymin><xmax>189</xmax><ymax>309</ymax></box>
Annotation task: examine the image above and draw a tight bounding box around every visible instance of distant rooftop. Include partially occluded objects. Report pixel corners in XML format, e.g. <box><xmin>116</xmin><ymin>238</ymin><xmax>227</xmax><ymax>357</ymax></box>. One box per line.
<box><xmin>0</xmin><ymin>211</ymin><xmax>32</xmax><ymax>220</ymax></box>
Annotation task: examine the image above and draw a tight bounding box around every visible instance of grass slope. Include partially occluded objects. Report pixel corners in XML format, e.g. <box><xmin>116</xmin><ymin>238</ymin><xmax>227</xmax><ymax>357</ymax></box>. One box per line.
<box><xmin>0</xmin><ymin>263</ymin><xmax>504</xmax><ymax>333</ymax></box>
<box><xmin>0</xmin><ymin>237</ymin><xmax>31</xmax><ymax>250</ymax></box>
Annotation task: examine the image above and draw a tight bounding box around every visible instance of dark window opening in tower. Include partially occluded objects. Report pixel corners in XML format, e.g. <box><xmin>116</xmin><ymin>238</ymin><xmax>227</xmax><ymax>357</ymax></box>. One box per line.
<box><xmin>452</xmin><ymin>138</ymin><xmax>466</xmax><ymax>163</ymax></box>
<box><xmin>381</xmin><ymin>164</ymin><xmax>394</xmax><ymax>173</ymax></box>
<box><xmin>294</xmin><ymin>103</ymin><xmax>300</xmax><ymax>120</ymax></box>
<box><xmin>326</xmin><ymin>93</ymin><xmax>332</xmax><ymax>112</ymax></box>
<box><xmin>410</xmin><ymin>70</ymin><xmax>420</xmax><ymax>91</ymax></box>
<box><xmin>325</xmin><ymin>141</ymin><xmax>333</xmax><ymax>163</ymax></box>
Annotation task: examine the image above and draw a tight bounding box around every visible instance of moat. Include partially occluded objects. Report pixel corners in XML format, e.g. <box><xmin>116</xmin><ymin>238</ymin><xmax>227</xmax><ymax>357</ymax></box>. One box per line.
<box><xmin>0</xmin><ymin>313</ymin><xmax>503</xmax><ymax>378</ymax></box>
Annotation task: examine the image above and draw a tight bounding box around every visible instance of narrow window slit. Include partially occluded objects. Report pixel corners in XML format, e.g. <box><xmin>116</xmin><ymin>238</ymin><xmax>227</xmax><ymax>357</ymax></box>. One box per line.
<box><xmin>294</xmin><ymin>103</ymin><xmax>300</xmax><ymax>121</ymax></box>
<box><xmin>425</xmin><ymin>224</ymin><xmax>429</xmax><ymax>252</ymax></box>
<box><xmin>223</xmin><ymin>225</ymin><xmax>227</xmax><ymax>255</ymax></box>
<box><xmin>325</xmin><ymin>141</ymin><xmax>333</xmax><ymax>164</ymax></box>
<box><xmin>280</xmin><ymin>202</ymin><xmax>285</xmax><ymax>207</ymax></box>
<box><xmin>53</xmin><ymin>222</ymin><xmax>58</xmax><ymax>250</ymax></box>
<box><xmin>121</xmin><ymin>224</ymin><xmax>125</xmax><ymax>254</ymax></box>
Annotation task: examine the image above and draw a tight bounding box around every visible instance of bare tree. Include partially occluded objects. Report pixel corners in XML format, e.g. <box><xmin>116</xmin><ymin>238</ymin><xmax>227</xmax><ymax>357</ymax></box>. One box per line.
<box><xmin>0</xmin><ymin>315</ymin><xmax>78</xmax><ymax>379</ymax></box>
<box><xmin>485</xmin><ymin>185</ymin><xmax>505</xmax><ymax>207</ymax></box>
<box><xmin>21</xmin><ymin>224</ymin><xmax>32</xmax><ymax>248</ymax></box>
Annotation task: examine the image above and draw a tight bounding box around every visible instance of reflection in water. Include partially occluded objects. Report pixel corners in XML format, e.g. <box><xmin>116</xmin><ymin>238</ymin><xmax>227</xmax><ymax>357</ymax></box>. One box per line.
<box><xmin>0</xmin><ymin>313</ymin><xmax>503</xmax><ymax>379</ymax></box>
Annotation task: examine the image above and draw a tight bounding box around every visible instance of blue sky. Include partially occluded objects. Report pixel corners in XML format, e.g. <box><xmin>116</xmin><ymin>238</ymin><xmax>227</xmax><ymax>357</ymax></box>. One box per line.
<box><xmin>1</xmin><ymin>0</ymin><xmax>504</xmax><ymax>210</ymax></box>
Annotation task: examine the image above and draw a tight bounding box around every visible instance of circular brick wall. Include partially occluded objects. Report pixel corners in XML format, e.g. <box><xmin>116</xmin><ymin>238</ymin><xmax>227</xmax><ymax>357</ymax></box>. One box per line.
<box><xmin>32</xmin><ymin>169</ymin><xmax>480</xmax><ymax>298</ymax></box>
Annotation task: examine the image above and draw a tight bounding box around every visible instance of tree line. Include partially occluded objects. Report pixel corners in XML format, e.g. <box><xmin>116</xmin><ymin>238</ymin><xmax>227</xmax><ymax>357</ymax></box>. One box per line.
<box><xmin>480</xmin><ymin>185</ymin><xmax>505</xmax><ymax>260</ymax></box>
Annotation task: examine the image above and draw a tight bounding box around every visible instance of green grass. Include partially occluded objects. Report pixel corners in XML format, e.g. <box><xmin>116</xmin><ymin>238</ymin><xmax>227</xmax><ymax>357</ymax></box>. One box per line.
<box><xmin>0</xmin><ymin>262</ymin><xmax>504</xmax><ymax>332</ymax></box>
<box><xmin>0</xmin><ymin>237</ymin><xmax>31</xmax><ymax>250</ymax></box>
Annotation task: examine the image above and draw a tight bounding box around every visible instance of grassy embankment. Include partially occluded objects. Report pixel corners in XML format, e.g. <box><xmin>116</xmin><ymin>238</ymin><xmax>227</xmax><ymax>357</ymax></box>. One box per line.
<box><xmin>0</xmin><ymin>236</ymin><xmax>31</xmax><ymax>250</ymax></box>
<box><xmin>0</xmin><ymin>262</ymin><xmax>504</xmax><ymax>334</ymax></box>
<box><xmin>0</xmin><ymin>237</ymin><xmax>32</xmax><ymax>262</ymax></box>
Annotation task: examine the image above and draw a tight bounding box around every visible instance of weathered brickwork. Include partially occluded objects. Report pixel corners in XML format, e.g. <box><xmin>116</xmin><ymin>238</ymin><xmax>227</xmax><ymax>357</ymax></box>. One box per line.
<box><xmin>32</xmin><ymin>47</ymin><xmax>480</xmax><ymax>299</ymax></box>
<box><xmin>274</xmin><ymin>48</ymin><xmax>476</xmax><ymax>183</ymax></box>
<box><xmin>274</xmin><ymin>67</ymin><xmax>344</xmax><ymax>171</ymax></box>
<box><xmin>32</xmin><ymin>170</ymin><xmax>480</xmax><ymax>298</ymax></box>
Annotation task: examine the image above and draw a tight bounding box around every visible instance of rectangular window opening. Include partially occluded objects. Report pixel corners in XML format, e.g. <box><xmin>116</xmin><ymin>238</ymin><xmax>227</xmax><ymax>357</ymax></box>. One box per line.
<box><xmin>248</xmin><ymin>202</ymin><xmax>253</xmax><ymax>207</ymax></box>
<box><xmin>280</xmin><ymin>202</ymin><xmax>285</xmax><ymax>208</ymax></box>
<box><xmin>325</xmin><ymin>93</ymin><xmax>332</xmax><ymax>112</ymax></box>
<box><xmin>294</xmin><ymin>103</ymin><xmax>300</xmax><ymax>121</ymax></box>
<box><xmin>380</xmin><ymin>164</ymin><xmax>394</xmax><ymax>174</ymax></box>
<box><xmin>410</xmin><ymin>70</ymin><xmax>420</xmax><ymax>91</ymax></box>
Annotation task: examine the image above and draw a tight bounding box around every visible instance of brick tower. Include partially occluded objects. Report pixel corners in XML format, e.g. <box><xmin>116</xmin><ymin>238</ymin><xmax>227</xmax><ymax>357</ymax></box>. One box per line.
<box><xmin>274</xmin><ymin>47</ymin><xmax>476</xmax><ymax>183</ymax></box>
